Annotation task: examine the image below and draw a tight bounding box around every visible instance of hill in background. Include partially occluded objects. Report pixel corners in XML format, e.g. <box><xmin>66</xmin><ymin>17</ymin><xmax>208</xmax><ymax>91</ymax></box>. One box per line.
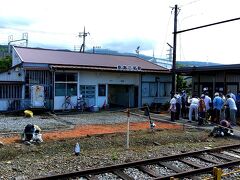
<box><xmin>176</xmin><ymin>61</ymin><xmax>220</xmax><ymax>67</ymax></box>
<box><xmin>0</xmin><ymin>45</ymin><xmax>221</xmax><ymax>67</ymax></box>
<box><xmin>86</xmin><ymin>48</ymin><xmax>221</xmax><ymax>67</ymax></box>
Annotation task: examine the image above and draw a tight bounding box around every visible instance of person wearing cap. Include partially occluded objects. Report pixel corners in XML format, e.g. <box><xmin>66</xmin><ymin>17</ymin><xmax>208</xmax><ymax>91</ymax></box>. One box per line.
<box><xmin>225</xmin><ymin>94</ymin><xmax>237</xmax><ymax>126</ymax></box>
<box><xmin>188</xmin><ymin>95</ymin><xmax>199</xmax><ymax>122</ymax></box>
<box><xmin>212</xmin><ymin>92</ymin><xmax>224</xmax><ymax>124</ymax></box>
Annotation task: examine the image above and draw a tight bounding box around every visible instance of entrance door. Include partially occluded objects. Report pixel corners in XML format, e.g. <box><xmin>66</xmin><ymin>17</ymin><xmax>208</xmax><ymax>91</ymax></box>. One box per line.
<box><xmin>108</xmin><ymin>85</ymin><xmax>136</xmax><ymax>108</ymax></box>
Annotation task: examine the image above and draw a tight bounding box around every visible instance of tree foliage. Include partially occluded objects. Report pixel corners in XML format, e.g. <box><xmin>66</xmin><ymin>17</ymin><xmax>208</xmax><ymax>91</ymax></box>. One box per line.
<box><xmin>177</xmin><ymin>75</ymin><xmax>188</xmax><ymax>92</ymax></box>
<box><xmin>0</xmin><ymin>55</ymin><xmax>12</xmax><ymax>72</ymax></box>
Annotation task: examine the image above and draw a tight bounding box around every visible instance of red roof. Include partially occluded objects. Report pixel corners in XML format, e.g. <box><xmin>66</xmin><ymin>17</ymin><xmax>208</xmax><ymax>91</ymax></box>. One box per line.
<box><xmin>14</xmin><ymin>47</ymin><xmax>169</xmax><ymax>72</ymax></box>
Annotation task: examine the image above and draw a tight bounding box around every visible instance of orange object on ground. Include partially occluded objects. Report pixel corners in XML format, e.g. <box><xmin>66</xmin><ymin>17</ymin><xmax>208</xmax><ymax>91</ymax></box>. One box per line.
<box><xmin>0</xmin><ymin>121</ymin><xmax>182</xmax><ymax>144</ymax></box>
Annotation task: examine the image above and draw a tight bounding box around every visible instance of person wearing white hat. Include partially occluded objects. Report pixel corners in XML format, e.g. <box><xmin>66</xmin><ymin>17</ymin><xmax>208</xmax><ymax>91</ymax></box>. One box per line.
<box><xmin>213</xmin><ymin>92</ymin><xmax>224</xmax><ymax>124</ymax></box>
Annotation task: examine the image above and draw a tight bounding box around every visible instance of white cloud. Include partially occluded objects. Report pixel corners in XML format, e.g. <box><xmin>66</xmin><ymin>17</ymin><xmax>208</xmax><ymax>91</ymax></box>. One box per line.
<box><xmin>1</xmin><ymin>0</ymin><xmax>240</xmax><ymax>64</ymax></box>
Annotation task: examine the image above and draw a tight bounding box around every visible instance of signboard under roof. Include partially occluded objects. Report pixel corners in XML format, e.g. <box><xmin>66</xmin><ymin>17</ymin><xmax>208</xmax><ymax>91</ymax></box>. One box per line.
<box><xmin>117</xmin><ymin>65</ymin><xmax>142</xmax><ymax>71</ymax></box>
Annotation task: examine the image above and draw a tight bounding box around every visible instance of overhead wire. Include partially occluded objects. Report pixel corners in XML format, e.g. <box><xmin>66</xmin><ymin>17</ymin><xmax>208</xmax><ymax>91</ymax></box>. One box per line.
<box><xmin>176</xmin><ymin>0</ymin><xmax>204</xmax><ymax>62</ymax></box>
<box><xmin>160</xmin><ymin>8</ymin><xmax>173</xmax><ymax>59</ymax></box>
<box><xmin>179</xmin><ymin>0</ymin><xmax>202</xmax><ymax>8</ymax></box>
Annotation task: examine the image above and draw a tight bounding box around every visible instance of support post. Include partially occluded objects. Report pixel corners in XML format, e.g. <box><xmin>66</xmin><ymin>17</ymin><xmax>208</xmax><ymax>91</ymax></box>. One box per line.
<box><xmin>126</xmin><ymin>108</ymin><xmax>130</xmax><ymax>149</ymax></box>
<box><xmin>172</xmin><ymin>4</ymin><xmax>178</xmax><ymax>95</ymax></box>
<box><xmin>213</xmin><ymin>167</ymin><xmax>222</xmax><ymax>180</ymax></box>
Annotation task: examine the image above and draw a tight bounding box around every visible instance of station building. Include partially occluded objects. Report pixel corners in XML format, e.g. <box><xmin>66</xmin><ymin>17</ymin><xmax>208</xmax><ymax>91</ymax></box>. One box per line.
<box><xmin>0</xmin><ymin>46</ymin><xmax>172</xmax><ymax>111</ymax></box>
<box><xmin>176</xmin><ymin>64</ymin><xmax>240</xmax><ymax>97</ymax></box>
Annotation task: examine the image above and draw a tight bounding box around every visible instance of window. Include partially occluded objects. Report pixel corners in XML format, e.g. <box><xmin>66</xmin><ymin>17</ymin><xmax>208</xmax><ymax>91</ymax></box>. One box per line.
<box><xmin>55</xmin><ymin>73</ymin><xmax>66</xmax><ymax>82</ymax></box>
<box><xmin>98</xmin><ymin>84</ymin><xmax>106</xmax><ymax>96</ymax></box>
<box><xmin>159</xmin><ymin>82</ymin><xmax>171</xmax><ymax>97</ymax></box>
<box><xmin>55</xmin><ymin>72</ymin><xmax>77</xmax><ymax>96</ymax></box>
<box><xmin>55</xmin><ymin>84</ymin><xmax>65</xmax><ymax>96</ymax></box>
<box><xmin>142</xmin><ymin>82</ymin><xmax>171</xmax><ymax>97</ymax></box>
<box><xmin>67</xmin><ymin>73</ymin><xmax>77</xmax><ymax>81</ymax></box>
<box><xmin>142</xmin><ymin>83</ymin><xmax>149</xmax><ymax>97</ymax></box>
<box><xmin>80</xmin><ymin>85</ymin><xmax>95</xmax><ymax>98</ymax></box>
<box><xmin>67</xmin><ymin>83</ymin><xmax>77</xmax><ymax>96</ymax></box>
<box><xmin>0</xmin><ymin>85</ymin><xmax>22</xmax><ymax>99</ymax></box>
<box><xmin>25</xmin><ymin>70</ymin><xmax>52</xmax><ymax>99</ymax></box>
<box><xmin>142</xmin><ymin>82</ymin><xmax>157</xmax><ymax>97</ymax></box>
<box><xmin>149</xmin><ymin>83</ymin><xmax>157</xmax><ymax>97</ymax></box>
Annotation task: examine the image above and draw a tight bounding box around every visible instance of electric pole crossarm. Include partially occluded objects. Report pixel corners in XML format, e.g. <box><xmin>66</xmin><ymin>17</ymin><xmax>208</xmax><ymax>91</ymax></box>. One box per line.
<box><xmin>176</xmin><ymin>17</ymin><xmax>240</xmax><ymax>34</ymax></box>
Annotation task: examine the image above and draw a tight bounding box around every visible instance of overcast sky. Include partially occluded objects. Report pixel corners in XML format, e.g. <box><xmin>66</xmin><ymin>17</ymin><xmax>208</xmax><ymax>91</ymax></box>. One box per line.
<box><xmin>1</xmin><ymin>0</ymin><xmax>240</xmax><ymax>64</ymax></box>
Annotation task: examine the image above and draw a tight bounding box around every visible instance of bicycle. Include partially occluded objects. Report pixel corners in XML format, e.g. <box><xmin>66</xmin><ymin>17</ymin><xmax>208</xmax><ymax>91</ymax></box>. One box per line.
<box><xmin>62</xmin><ymin>96</ymin><xmax>73</xmax><ymax>112</ymax></box>
<box><xmin>76</xmin><ymin>96</ymin><xmax>87</xmax><ymax>112</ymax></box>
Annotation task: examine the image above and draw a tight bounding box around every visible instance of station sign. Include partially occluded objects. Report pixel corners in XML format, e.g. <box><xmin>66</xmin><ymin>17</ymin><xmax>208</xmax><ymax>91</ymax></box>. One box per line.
<box><xmin>117</xmin><ymin>65</ymin><xmax>142</xmax><ymax>71</ymax></box>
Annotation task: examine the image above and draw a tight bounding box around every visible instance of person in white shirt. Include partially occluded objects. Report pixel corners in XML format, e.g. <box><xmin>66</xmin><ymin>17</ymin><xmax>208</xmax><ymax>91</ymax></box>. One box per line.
<box><xmin>175</xmin><ymin>92</ymin><xmax>181</xmax><ymax>120</ymax></box>
<box><xmin>188</xmin><ymin>95</ymin><xmax>199</xmax><ymax>122</ymax></box>
<box><xmin>204</xmin><ymin>92</ymin><xmax>212</xmax><ymax>121</ymax></box>
<box><xmin>225</xmin><ymin>94</ymin><xmax>237</xmax><ymax>126</ymax></box>
<box><xmin>169</xmin><ymin>95</ymin><xmax>177</xmax><ymax>121</ymax></box>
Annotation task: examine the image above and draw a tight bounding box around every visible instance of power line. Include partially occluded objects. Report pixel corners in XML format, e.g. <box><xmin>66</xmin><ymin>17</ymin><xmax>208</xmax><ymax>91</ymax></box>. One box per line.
<box><xmin>160</xmin><ymin>8</ymin><xmax>173</xmax><ymax>58</ymax></box>
<box><xmin>176</xmin><ymin>17</ymin><xmax>240</xmax><ymax>34</ymax></box>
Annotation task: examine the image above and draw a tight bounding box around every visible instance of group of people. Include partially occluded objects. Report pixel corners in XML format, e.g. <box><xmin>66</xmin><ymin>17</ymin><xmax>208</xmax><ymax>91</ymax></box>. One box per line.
<box><xmin>169</xmin><ymin>90</ymin><xmax>240</xmax><ymax>127</ymax></box>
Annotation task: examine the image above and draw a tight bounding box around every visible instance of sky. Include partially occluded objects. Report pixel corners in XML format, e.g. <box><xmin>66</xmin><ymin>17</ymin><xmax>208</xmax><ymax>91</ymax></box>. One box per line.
<box><xmin>1</xmin><ymin>0</ymin><xmax>240</xmax><ymax>64</ymax></box>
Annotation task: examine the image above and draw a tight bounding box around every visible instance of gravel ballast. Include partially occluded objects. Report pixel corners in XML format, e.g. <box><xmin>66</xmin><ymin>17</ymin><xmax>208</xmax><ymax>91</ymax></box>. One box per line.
<box><xmin>0</xmin><ymin>111</ymin><xmax>240</xmax><ymax>179</ymax></box>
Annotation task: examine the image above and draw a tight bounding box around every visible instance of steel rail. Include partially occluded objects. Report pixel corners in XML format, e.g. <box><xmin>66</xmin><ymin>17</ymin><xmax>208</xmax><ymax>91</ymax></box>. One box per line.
<box><xmin>33</xmin><ymin>143</ymin><xmax>240</xmax><ymax>180</ymax></box>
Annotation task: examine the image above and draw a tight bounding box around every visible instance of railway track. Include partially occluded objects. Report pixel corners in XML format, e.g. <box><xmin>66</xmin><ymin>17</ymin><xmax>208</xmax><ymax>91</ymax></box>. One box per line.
<box><xmin>34</xmin><ymin>144</ymin><xmax>240</xmax><ymax>180</ymax></box>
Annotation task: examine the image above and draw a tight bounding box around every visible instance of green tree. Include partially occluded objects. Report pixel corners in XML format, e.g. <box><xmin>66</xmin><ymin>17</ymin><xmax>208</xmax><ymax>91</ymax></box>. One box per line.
<box><xmin>0</xmin><ymin>55</ymin><xmax>12</xmax><ymax>71</ymax></box>
<box><xmin>177</xmin><ymin>75</ymin><xmax>187</xmax><ymax>92</ymax></box>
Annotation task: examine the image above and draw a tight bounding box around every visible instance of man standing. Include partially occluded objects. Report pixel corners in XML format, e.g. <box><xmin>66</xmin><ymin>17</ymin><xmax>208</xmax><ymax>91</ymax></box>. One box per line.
<box><xmin>204</xmin><ymin>92</ymin><xmax>212</xmax><ymax>121</ymax></box>
<box><xmin>213</xmin><ymin>92</ymin><xmax>224</xmax><ymax>124</ymax></box>
<box><xmin>181</xmin><ymin>90</ymin><xmax>187</xmax><ymax>119</ymax></box>
<box><xmin>175</xmin><ymin>92</ymin><xmax>181</xmax><ymax>120</ymax></box>
<box><xmin>225</xmin><ymin>94</ymin><xmax>237</xmax><ymax>126</ymax></box>
<box><xmin>169</xmin><ymin>95</ymin><xmax>177</xmax><ymax>122</ymax></box>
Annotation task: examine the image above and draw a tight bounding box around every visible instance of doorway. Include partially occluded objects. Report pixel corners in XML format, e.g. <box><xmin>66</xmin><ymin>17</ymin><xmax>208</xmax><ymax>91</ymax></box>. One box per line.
<box><xmin>108</xmin><ymin>85</ymin><xmax>137</xmax><ymax>108</ymax></box>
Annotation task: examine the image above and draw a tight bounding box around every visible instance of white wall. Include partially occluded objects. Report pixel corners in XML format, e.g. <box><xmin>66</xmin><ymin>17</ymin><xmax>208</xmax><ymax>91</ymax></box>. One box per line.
<box><xmin>0</xmin><ymin>68</ymin><xmax>24</xmax><ymax>81</ymax></box>
<box><xmin>54</xmin><ymin>71</ymin><xmax>140</xmax><ymax>110</ymax></box>
<box><xmin>79</xmin><ymin>71</ymin><xmax>139</xmax><ymax>108</ymax></box>
<box><xmin>0</xmin><ymin>100</ymin><xmax>9</xmax><ymax>111</ymax></box>
<box><xmin>12</xmin><ymin>48</ymin><xmax>22</xmax><ymax>67</ymax></box>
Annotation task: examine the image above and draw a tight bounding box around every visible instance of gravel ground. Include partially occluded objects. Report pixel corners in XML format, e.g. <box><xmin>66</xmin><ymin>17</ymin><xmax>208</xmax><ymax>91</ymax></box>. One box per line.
<box><xmin>0</xmin><ymin>111</ymin><xmax>147</xmax><ymax>133</ymax></box>
<box><xmin>0</xmin><ymin>111</ymin><xmax>240</xmax><ymax>179</ymax></box>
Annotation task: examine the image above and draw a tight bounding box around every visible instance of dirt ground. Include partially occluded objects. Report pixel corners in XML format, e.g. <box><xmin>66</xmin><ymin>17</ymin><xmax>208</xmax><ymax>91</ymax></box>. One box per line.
<box><xmin>0</xmin><ymin>121</ymin><xmax>182</xmax><ymax>144</ymax></box>
<box><xmin>1</xmin><ymin>112</ymin><xmax>239</xmax><ymax>179</ymax></box>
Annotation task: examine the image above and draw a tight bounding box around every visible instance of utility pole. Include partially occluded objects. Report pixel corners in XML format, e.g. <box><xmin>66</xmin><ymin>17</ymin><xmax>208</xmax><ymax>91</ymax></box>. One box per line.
<box><xmin>79</xmin><ymin>27</ymin><xmax>90</xmax><ymax>53</ymax></box>
<box><xmin>172</xmin><ymin>4</ymin><xmax>179</xmax><ymax>96</ymax></box>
